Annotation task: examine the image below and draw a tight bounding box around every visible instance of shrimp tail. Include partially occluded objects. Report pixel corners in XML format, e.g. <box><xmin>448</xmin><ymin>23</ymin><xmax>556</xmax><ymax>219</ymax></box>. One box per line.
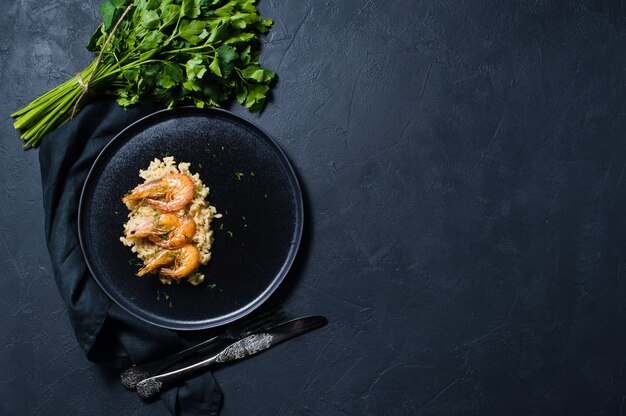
<box><xmin>136</xmin><ymin>250</ymin><xmax>176</xmax><ymax>276</ymax></box>
<box><xmin>137</xmin><ymin>264</ymin><xmax>155</xmax><ymax>277</ymax></box>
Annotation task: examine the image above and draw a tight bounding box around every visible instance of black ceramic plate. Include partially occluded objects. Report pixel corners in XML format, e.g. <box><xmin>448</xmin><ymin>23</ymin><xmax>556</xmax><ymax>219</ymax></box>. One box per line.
<box><xmin>78</xmin><ymin>107</ymin><xmax>303</xmax><ymax>330</ymax></box>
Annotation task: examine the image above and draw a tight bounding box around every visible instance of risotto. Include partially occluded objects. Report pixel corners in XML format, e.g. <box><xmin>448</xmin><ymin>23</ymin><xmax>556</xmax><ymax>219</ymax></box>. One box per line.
<box><xmin>120</xmin><ymin>156</ymin><xmax>220</xmax><ymax>285</ymax></box>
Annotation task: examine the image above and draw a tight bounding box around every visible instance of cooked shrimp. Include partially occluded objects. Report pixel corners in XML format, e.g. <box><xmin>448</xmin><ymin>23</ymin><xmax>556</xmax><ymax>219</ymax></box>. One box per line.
<box><xmin>136</xmin><ymin>250</ymin><xmax>178</xmax><ymax>277</ymax></box>
<box><xmin>127</xmin><ymin>213</ymin><xmax>178</xmax><ymax>239</ymax></box>
<box><xmin>126</xmin><ymin>213</ymin><xmax>196</xmax><ymax>250</ymax></box>
<box><xmin>136</xmin><ymin>244</ymin><xmax>200</xmax><ymax>279</ymax></box>
<box><xmin>152</xmin><ymin>216</ymin><xmax>196</xmax><ymax>249</ymax></box>
<box><xmin>159</xmin><ymin>244</ymin><xmax>201</xmax><ymax>280</ymax></box>
<box><xmin>122</xmin><ymin>173</ymin><xmax>195</xmax><ymax>212</ymax></box>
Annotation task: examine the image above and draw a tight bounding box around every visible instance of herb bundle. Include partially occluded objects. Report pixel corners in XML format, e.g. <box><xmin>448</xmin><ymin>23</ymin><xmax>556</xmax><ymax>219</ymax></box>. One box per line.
<box><xmin>12</xmin><ymin>0</ymin><xmax>276</xmax><ymax>148</ymax></box>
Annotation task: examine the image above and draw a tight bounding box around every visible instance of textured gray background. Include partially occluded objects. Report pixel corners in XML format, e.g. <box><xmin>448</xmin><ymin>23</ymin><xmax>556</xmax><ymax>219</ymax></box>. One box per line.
<box><xmin>3</xmin><ymin>0</ymin><xmax>626</xmax><ymax>415</ymax></box>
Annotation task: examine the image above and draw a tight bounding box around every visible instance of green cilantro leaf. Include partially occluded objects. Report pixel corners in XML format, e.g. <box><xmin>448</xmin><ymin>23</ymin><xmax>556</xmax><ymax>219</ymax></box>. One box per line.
<box><xmin>181</xmin><ymin>0</ymin><xmax>201</xmax><ymax>19</ymax></box>
<box><xmin>209</xmin><ymin>55</ymin><xmax>222</xmax><ymax>77</ymax></box>
<box><xmin>178</xmin><ymin>19</ymin><xmax>206</xmax><ymax>44</ymax></box>
<box><xmin>140</xmin><ymin>9</ymin><xmax>161</xmax><ymax>29</ymax></box>
<box><xmin>140</xmin><ymin>30</ymin><xmax>166</xmax><ymax>50</ymax></box>
<box><xmin>241</xmin><ymin>66</ymin><xmax>275</xmax><ymax>83</ymax></box>
<box><xmin>158</xmin><ymin>63</ymin><xmax>185</xmax><ymax>89</ymax></box>
<box><xmin>217</xmin><ymin>44</ymin><xmax>238</xmax><ymax>76</ymax></box>
<box><xmin>161</xmin><ymin>4</ymin><xmax>181</xmax><ymax>28</ymax></box>
<box><xmin>185</xmin><ymin>55</ymin><xmax>207</xmax><ymax>80</ymax></box>
<box><xmin>99</xmin><ymin>1</ymin><xmax>117</xmax><ymax>31</ymax></box>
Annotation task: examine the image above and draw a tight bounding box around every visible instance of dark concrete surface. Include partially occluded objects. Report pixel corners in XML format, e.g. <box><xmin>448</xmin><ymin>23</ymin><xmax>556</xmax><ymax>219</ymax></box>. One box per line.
<box><xmin>2</xmin><ymin>0</ymin><xmax>626</xmax><ymax>415</ymax></box>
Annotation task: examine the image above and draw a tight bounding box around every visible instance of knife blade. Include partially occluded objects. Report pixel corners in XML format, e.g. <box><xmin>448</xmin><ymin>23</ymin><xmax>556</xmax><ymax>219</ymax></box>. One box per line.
<box><xmin>136</xmin><ymin>315</ymin><xmax>328</xmax><ymax>399</ymax></box>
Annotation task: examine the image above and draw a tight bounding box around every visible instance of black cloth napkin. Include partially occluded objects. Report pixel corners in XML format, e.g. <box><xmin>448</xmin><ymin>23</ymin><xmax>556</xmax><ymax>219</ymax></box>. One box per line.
<box><xmin>38</xmin><ymin>99</ymin><xmax>222</xmax><ymax>415</ymax></box>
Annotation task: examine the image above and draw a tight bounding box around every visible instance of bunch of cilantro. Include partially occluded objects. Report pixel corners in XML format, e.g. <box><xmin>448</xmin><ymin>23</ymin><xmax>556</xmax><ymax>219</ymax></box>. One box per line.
<box><xmin>12</xmin><ymin>0</ymin><xmax>276</xmax><ymax>148</ymax></box>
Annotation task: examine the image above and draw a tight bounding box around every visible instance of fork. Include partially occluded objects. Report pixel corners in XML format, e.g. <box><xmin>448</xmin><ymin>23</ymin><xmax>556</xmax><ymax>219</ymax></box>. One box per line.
<box><xmin>120</xmin><ymin>306</ymin><xmax>286</xmax><ymax>389</ymax></box>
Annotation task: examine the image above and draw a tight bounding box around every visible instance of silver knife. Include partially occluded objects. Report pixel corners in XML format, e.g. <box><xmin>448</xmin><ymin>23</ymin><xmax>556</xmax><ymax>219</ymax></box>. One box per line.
<box><xmin>136</xmin><ymin>315</ymin><xmax>328</xmax><ymax>399</ymax></box>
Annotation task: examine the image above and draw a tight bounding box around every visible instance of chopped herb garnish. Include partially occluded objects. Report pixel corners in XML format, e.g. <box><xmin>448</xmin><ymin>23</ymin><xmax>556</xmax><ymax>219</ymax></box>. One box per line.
<box><xmin>208</xmin><ymin>282</ymin><xmax>217</xmax><ymax>289</ymax></box>
<box><xmin>198</xmin><ymin>162</ymin><xmax>202</xmax><ymax>168</ymax></box>
<box><xmin>219</xmin><ymin>223</ymin><xmax>224</xmax><ymax>230</ymax></box>
<box><xmin>163</xmin><ymin>292</ymin><xmax>170</xmax><ymax>301</ymax></box>
<box><xmin>227</xmin><ymin>230</ymin><xmax>234</xmax><ymax>238</ymax></box>
<box><xmin>250</xmin><ymin>171</ymin><xmax>255</xmax><ymax>176</ymax></box>
<box><xmin>156</xmin><ymin>290</ymin><xmax>161</xmax><ymax>301</ymax></box>
<box><xmin>235</xmin><ymin>171</ymin><xmax>244</xmax><ymax>180</ymax></box>
<box><xmin>188</xmin><ymin>271</ymin><xmax>203</xmax><ymax>285</ymax></box>
<box><xmin>221</xmin><ymin>146</ymin><xmax>225</xmax><ymax>151</ymax></box>
<box><xmin>113</xmin><ymin>211</ymin><xmax>118</xmax><ymax>215</ymax></box>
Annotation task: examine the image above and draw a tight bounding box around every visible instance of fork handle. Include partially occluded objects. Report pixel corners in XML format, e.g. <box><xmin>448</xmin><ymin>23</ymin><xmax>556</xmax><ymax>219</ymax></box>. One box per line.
<box><xmin>136</xmin><ymin>355</ymin><xmax>218</xmax><ymax>399</ymax></box>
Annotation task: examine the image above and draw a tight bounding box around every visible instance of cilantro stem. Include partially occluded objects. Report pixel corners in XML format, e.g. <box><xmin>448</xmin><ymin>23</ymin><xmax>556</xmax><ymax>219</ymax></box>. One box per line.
<box><xmin>234</xmin><ymin>67</ymin><xmax>250</xmax><ymax>85</ymax></box>
<box><xmin>163</xmin><ymin>42</ymin><xmax>220</xmax><ymax>55</ymax></box>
